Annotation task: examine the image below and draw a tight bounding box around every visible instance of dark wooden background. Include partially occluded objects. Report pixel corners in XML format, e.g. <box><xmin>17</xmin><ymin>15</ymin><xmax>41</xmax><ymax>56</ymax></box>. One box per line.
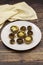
<box><xmin>0</xmin><ymin>0</ymin><xmax>43</xmax><ymax>65</ymax></box>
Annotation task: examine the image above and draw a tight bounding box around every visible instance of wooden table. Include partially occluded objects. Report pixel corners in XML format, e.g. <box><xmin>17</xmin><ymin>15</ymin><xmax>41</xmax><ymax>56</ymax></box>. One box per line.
<box><xmin>0</xmin><ymin>0</ymin><xmax>43</xmax><ymax>65</ymax></box>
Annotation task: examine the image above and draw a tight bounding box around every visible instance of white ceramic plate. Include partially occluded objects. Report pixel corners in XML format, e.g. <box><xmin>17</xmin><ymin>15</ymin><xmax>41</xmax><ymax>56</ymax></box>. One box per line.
<box><xmin>1</xmin><ymin>21</ymin><xmax>42</xmax><ymax>51</ymax></box>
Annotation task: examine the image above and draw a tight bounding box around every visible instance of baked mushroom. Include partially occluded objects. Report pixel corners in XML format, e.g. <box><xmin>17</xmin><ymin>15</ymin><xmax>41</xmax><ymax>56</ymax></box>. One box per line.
<box><xmin>20</xmin><ymin>26</ymin><xmax>26</xmax><ymax>31</ymax></box>
<box><xmin>10</xmin><ymin>39</ymin><xmax>15</xmax><ymax>44</ymax></box>
<box><xmin>27</xmin><ymin>31</ymin><xmax>33</xmax><ymax>36</ymax></box>
<box><xmin>17</xmin><ymin>38</ymin><xmax>23</xmax><ymax>44</ymax></box>
<box><xmin>27</xmin><ymin>26</ymin><xmax>32</xmax><ymax>31</ymax></box>
<box><xmin>10</xmin><ymin>26</ymin><xmax>19</xmax><ymax>33</ymax></box>
<box><xmin>9</xmin><ymin>33</ymin><xmax>15</xmax><ymax>39</ymax></box>
<box><xmin>17</xmin><ymin>31</ymin><xmax>26</xmax><ymax>38</ymax></box>
<box><xmin>24</xmin><ymin>36</ymin><xmax>33</xmax><ymax>44</ymax></box>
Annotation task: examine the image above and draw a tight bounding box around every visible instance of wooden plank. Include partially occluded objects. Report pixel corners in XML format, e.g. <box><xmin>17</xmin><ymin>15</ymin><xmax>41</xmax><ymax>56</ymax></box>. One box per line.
<box><xmin>37</xmin><ymin>13</ymin><xmax>43</xmax><ymax>19</ymax></box>
<box><xmin>31</xmin><ymin>4</ymin><xmax>43</xmax><ymax>13</ymax></box>
<box><xmin>0</xmin><ymin>52</ymin><xmax>43</xmax><ymax>62</ymax></box>
<box><xmin>0</xmin><ymin>52</ymin><xmax>21</xmax><ymax>62</ymax></box>
<box><xmin>22</xmin><ymin>52</ymin><xmax>43</xmax><ymax>62</ymax></box>
<box><xmin>0</xmin><ymin>61</ymin><xmax>43</xmax><ymax>65</ymax></box>
<box><xmin>0</xmin><ymin>0</ymin><xmax>43</xmax><ymax>4</ymax></box>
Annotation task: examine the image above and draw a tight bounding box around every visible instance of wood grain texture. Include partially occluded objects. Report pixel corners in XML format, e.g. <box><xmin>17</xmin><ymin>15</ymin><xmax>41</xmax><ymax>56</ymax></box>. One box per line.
<box><xmin>0</xmin><ymin>0</ymin><xmax>43</xmax><ymax>65</ymax></box>
<box><xmin>0</xmin><ymin>61</ymin><xmax>43</xmax><ymax>65</ymax></box>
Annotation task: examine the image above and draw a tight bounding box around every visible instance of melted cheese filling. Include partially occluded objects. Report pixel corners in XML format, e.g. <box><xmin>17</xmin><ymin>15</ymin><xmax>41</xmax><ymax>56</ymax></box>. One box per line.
<box><xmin>25</xmin><ymin>37</ymin><xmax>31</xmax><ymax>41</ymax></box>
<box><xmin>11</xmin><ymin>26</ymin><xmax>18</xmax><ymax>31</ymax></box>
<box><xmin>19</xmin><ymin>32</ymin><xmax>24</xmax><ymax>36</ymax></box>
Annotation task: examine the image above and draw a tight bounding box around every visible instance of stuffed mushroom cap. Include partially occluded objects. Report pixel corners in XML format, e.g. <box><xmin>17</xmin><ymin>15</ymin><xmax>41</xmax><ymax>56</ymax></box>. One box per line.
<box><xmin>17</xmin><ymin>38</ymin><xmax>23</xmax><ymax>44</ymax></box>
<box><xmin>27</xmin><ymin>26</ymin><xmax>32</xmax><ymax>31</ymax></box>
<box><xmin>9</xmin><ymin>33</ymin><xmax>15</xmax><ymax>39</ymax></box>
<box><xmin>10</xmin><ymin>39</ymin><xmax>15</xmax><ymax>44</ymax></box>
<box><xmin>17</xmin><ymin>31</ymin><xmax>26</xmax><ymax>38</ymax></box>
<box><xmin>27</xmin><ymin>31</ymin><xmax>33</xmax><ymax>36</ymax></box>
<box><xmin>20</xmin><ymin>26</ymin><xmax>26</xmax><ymax>31</ymax></box>
<box><xmin>24</xmin><ymin>36</ymin><xmax>33</xmax><ymax>44</ymax></box>
<box><xmin>10</xmin><ymin>26</ymin><xmax>19</xmax><ymax>33</ymax></box>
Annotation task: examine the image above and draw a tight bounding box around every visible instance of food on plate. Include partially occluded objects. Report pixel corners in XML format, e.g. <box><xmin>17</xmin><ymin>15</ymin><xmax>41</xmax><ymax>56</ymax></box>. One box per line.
<box><xmin>20</xmin><ymin>26</ymin><xmax>26</xmax><ymax>31</ymax></box>
<box><xmin>10</xmin><ymin>39</ymin><xmax>15</xmax><ymax>44</ymax></box>
<box><xmin>9</xmin><ymin>25</ymin><xmax>33</xmax><ymax>45</ymax></box>
<box><xmin>17</xmin><ymin>38</ymin><xmax>23</xmax><ymax>44</ymax></box>
<box><xmin>17</xmin><ymin>31</ymin><xmax>26</xmax><ymax>38</ymax></box>
<box><xmin>27</xmin><ymin>31</ymin><xmax>33</xmax><ymax>36</ymax></box>
<box><xmin>10</xmin><ymin>26</ymin><xmax>19</xmax><ymax>33</ymax></box>
<box><xmin>24</xmin><ymin>36</ymin><xmax>33</xmax><ymax>44</ymax></box>
<box><xmin>9</xmin><ymin>33</ymin><xmax>15</xmax><ymax>39</ymax></box>
<box><xmin>27</xmin><ymin>26</ymin><xmax>32</xmax><ymax>31</ymax></box>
